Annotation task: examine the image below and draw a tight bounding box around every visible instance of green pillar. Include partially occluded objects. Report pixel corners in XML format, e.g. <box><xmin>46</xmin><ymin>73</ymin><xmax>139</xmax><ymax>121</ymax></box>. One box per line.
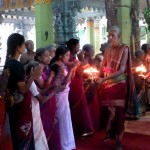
<box><xmin>35</xmin><ymin>1</ymin><xmax>53</xmax><ymax>48</ymax></box>
<box><xmin>117</xmin><ymin>0</ymin><xmax>132</xmax><ymax>46</ymax></box>
<box><xmin>94</xmin><ymin>19</ymin><xmax>100</xmax><ymax>54</ymax></box>
<box><xmin>86</xmin><ymin>18</ymin><xmax>95</xmax><ymax>48</ymax></box>
<box><xmin>147</xmin><ymin>30</ymin><xmax>150</xmax><ymax>43</ymax></box>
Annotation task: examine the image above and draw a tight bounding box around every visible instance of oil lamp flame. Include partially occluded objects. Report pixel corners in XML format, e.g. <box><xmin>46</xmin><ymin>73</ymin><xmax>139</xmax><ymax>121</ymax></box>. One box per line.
<box><xmin>84</xmin><ymin>67</ymin><xmax>99</xmax><ymax>74</ymax></box>
<box><xmin>135</xmin><ymin>64</ymin><xmax>146</xmax><ymax>77</ymax></box>
<box><xmin>84</xmin><ymin>67</ymin><xmax>99</xmax><ymax>80</ymax></box>
<box><xmin>135</xmin><ymin>64</ymin><xmax>146</xmax><ymax>73</ymax></box>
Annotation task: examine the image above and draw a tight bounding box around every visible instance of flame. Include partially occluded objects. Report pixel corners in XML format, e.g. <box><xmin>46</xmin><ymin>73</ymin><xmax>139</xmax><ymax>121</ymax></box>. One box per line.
<box><xmin>135</xmin><ymin>64</ymin><xmax>146</xmax><ymax>73</ymax></box>
<box><xmin>84</xmin><ymin>67</ymin><xmax>99</xmax><ymax>74</ymax></box>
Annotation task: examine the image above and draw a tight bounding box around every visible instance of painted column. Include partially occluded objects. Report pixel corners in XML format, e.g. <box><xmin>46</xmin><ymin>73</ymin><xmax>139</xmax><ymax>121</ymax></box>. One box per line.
<box><xmin>34</xmin><ymin>0</ymin><xmax>53</xmax><ymax>48</ymax></box>
<box><xmin>147</xmin><ymin>30</ymin><xmax>150</xmax><ymax>43</ymax></box>
<box><xmin>86</xmin><ymin>17</ymin><xmax>95</xmax><ymax>48</ymax></box>
<box><xmin>117</xmin><ymin>0</ymin><xmax>132</xmax><ymax>46</ymax></box>
<box><xmin>94</xmin><ymin>19</ymin><xmax>100</xmax><ymax>54</ymax></box>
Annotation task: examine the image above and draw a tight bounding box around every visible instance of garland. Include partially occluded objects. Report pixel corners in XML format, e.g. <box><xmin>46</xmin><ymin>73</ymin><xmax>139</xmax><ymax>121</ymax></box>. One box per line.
<box><xmin>34</xmin><ymin>0</ymin><xmax>52</xmax><ymax>5</ymax></box>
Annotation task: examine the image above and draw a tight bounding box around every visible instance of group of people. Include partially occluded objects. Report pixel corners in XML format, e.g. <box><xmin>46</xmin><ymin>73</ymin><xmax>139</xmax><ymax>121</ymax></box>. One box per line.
<box><xmin>0</xmin><ymin>33</ymin><xmax>98</xmax><ymax>150</ymax></box>
<box><xmin>132</xmin><ymin>43</ymin><xmax>150</xmax><ymax>115</ymax></box>
<box><xmin>0</xmin><ymin>25</ymin><xmax>149</xmax><ymax>150</ymax></box>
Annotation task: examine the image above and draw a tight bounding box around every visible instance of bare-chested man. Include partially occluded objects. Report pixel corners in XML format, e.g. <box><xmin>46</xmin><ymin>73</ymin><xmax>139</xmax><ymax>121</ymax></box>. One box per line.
<box><xmin>20</xmin><ymin>40</ymin><xmax>35</xmax><ymax>69</ymax></box>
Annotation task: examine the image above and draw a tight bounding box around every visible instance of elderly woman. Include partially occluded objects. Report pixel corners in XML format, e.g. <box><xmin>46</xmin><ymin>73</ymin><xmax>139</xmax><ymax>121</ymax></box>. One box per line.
<box><xmin>45</xmin><ymin>45</ymin><xmax>56</xmax><ymax>60</ymax></box>
<box><xmin>81</xmin><ymin>44</ymin><xmax>101</xmax><ymax>130</ymax></box>
<box><xmin>95</xmin><ymin>26</ymin><xmax>133</xmax><ymax>150</ymax></box>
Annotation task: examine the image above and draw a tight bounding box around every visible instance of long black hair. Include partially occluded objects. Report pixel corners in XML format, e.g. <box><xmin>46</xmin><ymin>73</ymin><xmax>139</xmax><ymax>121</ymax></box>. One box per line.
<box><xmin>66</xmin><ymin>38</ymin><xmax>79</xmax><ymax>51</ymax></box>
<box><xmin>5</xmin><ymin>33</ymin><xmax>25</xmax><ymax>66</ymax></box>
<box><xmin>50</xmin><ymin>46</ymin><xmax>69</xmax><ymax>66</ymax></box>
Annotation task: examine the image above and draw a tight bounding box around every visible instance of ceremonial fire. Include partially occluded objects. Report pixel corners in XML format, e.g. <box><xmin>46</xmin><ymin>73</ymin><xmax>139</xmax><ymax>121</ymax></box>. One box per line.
<box><xmin>84</xmin><ymin>67</ymin><xmax>99</xmax><ymax>80</ymax></box>
<box><xmin>135</xmin><ymin>64</ymin><xmax>147</xmax><ymax>77</ymax></box>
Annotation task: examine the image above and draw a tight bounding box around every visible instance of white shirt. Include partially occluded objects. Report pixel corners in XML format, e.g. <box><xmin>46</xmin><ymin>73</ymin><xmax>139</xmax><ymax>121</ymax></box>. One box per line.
<box><xmin>30</xmin><ymin>81</ymin><xmax>39</xmax><ymax>97</ymax></box>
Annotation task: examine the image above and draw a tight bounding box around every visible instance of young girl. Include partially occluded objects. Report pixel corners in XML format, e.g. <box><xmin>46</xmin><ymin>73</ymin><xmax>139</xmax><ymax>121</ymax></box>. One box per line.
<box><xmin>4</xmin><ymin>33</ymin><xmax>42</xmax><ymax>150</ymax></box>
<box><xmin>50</xmin><ymin>46</ymin><xmax>76</xmax><ymax>150</ymax></box>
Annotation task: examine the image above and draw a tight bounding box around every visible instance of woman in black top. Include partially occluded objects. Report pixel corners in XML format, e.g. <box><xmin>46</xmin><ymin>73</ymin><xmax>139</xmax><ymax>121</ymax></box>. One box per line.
<box><xmin>5</xmin><ymin>33</ymin><xmax>42</xmax><ymax>150</ymax></box>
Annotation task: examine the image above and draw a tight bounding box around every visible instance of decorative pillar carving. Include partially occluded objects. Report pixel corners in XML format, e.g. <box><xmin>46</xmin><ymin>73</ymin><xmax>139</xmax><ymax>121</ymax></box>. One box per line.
<box><xmin>53</xmin><ymin>0</ymin><xmax>81</xmax><ymax>45</ymax></box>
<box><xmin>54</xmin><ymin>13</ymin><xmax>64</xmax><ymax>44</ymax></box>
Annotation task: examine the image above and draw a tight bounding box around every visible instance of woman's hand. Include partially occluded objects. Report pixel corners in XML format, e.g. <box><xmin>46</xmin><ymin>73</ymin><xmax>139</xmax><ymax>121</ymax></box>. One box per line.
<box><xmin>77</xmin><ymin>50</ymin><xmax>84</xmax><ymax>61</ymax></box>
<box><xmin>67</xmin><ymin>62</ymin><xmax>76</xmax><ymax>71</ymax></box>
<box><xmin>53</xmin><ymin>85</ymin><xmax>66</xmax><ymax>93</ymax></box>
<box><xmin>47</xmin><ymin>71</ymin><xmax>55</xmax><ymax>85</ymax></box>
<box><xmin>30</xmin><ymin>64</ymin><xmax>44</xmax><ymax>80</ymax></box>
<box><xmin>94</xmin><ymin>78</ymin><xmax>105</xmax><ymax>85</ymax></box>
<box><xmin>49</xmin><ymin>71</ymin><xmax>55</xmax><ymax>78</ymax></box>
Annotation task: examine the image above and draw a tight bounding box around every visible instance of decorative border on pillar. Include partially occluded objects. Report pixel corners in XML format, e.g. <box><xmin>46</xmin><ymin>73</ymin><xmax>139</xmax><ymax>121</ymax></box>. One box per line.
<box><xmin>34</xmin><ymin>0</ymin><xmax>52</xmax><ymax>5</ymax></box>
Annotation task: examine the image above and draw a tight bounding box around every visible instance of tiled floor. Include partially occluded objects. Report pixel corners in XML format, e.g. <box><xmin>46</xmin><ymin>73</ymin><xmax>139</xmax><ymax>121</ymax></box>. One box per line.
<box><xmin>76</xmin><ymin>112</ymin><xmax>150</xmax><ymax>149</ymax></box>
<box><xmin>125</xmin><ymin>111</ymin><xmax>150</xmax><ymax>135</ymax></box>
